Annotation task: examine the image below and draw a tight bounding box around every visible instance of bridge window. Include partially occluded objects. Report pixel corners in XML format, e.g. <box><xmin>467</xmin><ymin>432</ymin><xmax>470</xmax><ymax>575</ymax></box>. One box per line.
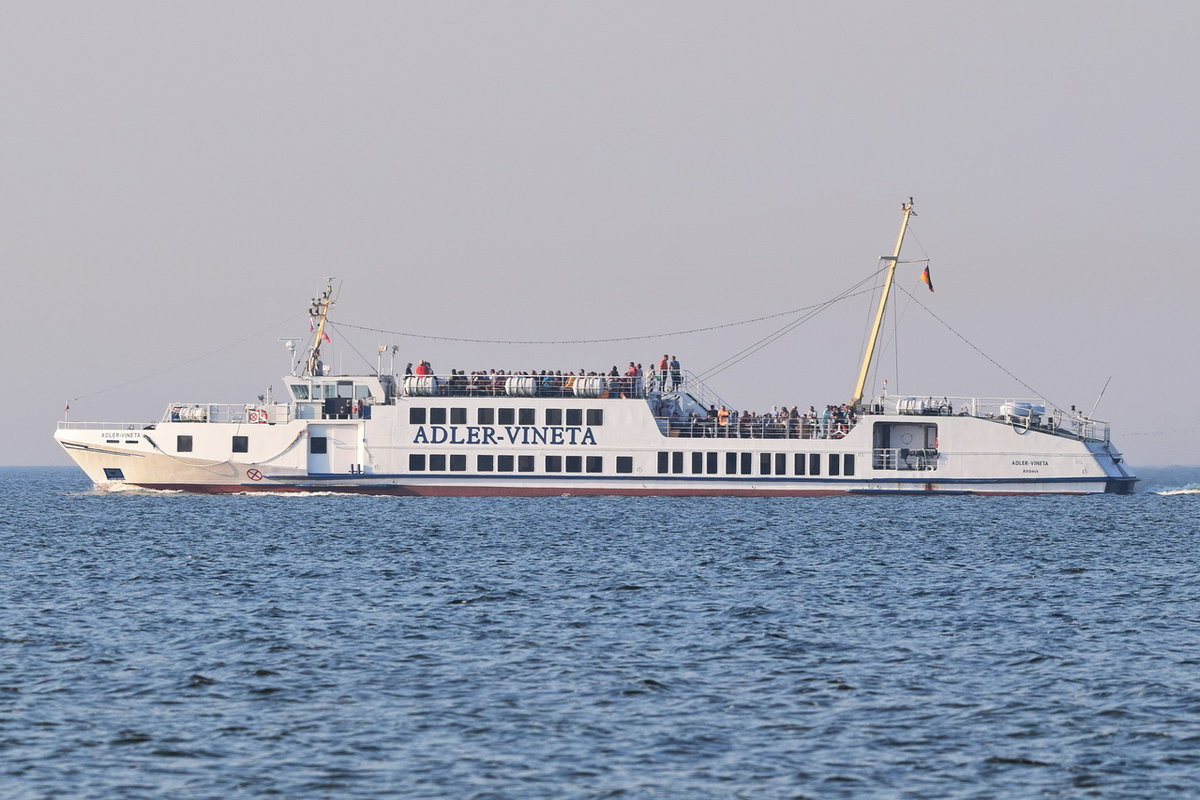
<box><xmin>290</xmin><ymin>384</ymin><xmax>309</xmax><ymax>400</ymax></box>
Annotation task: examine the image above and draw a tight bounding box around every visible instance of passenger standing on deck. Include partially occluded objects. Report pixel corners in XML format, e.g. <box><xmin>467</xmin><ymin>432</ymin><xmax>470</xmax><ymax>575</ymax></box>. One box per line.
<box><xmin>658</xmin><ymin>355</ymin><xmax>670</xmax><ymax>392</ymax></box>
<box><xmin>669</xmin><ymin>355</ymin><xmax>681</xmax><ymax>391</ymax></box>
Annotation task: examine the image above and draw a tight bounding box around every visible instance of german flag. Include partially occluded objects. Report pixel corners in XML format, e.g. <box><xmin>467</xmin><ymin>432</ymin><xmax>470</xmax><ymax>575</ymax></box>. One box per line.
<box><xmin>920</xmin><ymin>266</ymin><xmax>934</xmax><ymax>292</ymax></box>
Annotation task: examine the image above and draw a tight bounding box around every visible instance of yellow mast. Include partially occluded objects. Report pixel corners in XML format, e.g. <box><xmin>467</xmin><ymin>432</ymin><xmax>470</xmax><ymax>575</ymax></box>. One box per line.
<box><xmin>304</xmin><ymin>279</ymin><xmax>336</xmax><ymax>377</ymax></box>
<box><xmin>850</xmin><ymin>198</ymin><xmax>915</xmax><ymax>408</ymax></box>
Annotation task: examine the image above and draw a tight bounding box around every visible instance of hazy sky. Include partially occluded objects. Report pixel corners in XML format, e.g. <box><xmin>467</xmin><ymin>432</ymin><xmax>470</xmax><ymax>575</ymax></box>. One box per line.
<box><xmin>6</xmin><ymin>1</ymin><xmax>1199</xmax><ymax>467</ymax></box>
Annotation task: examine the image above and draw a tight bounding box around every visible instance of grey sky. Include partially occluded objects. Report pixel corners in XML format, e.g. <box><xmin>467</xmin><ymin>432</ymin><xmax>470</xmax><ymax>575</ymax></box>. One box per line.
<box><xmin>5</xmin><ymin>1</ymin><xmax>1198</xmax><ymax>466</ymax></box>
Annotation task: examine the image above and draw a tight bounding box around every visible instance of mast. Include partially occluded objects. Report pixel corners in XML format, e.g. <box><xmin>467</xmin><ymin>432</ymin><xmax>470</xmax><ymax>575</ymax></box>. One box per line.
<box><xmin>304</xmin><ymin>279</ymin><xmax>336</xmax><ymax>377</ymax></box>
<box><xmin>850</xmin><ymin>198</ymin><xmax>915</xmax><ymax>408</ymax></box>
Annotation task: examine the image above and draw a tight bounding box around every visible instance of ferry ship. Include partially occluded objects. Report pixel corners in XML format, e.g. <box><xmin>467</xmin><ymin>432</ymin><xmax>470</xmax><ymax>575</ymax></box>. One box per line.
<box><xmin>54</xmin><ymin>201</ymin><xmax>1137</xmax><ymax>495</ymax></box>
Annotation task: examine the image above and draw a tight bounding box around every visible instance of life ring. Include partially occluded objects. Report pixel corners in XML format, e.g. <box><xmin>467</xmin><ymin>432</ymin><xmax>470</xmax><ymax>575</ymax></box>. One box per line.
<box><xmin>248</xmin><ymin>408</ymin><xmax>268</xmax><ymax>424</ymax></box>
<box><xmin>832</xmin><ymin>424</ymin><xmax>848</xmax><ymax>439</ymax></box>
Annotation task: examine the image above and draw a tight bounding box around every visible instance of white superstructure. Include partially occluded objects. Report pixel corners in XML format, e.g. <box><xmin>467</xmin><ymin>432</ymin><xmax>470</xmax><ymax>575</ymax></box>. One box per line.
<box><xmin>54</xmin><ymin>203</ymin><xmax>1137</xmax><ymax>495</ymax></box>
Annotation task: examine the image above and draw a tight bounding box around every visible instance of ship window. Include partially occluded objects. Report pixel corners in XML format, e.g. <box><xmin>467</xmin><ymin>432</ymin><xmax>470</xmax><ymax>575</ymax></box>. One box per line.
<box><xmin>829</xmin><ymin>454</ymin><xmax>841</xmax><ymax>476</ymax></box>
<box><xmin>429</xmin><ymin>454</ymin><xmax>446</xmax><ymax>471</ymax></box>
<box><xmin>692</xmin><ymin>452</ymin><xmax>704</xmax><ymax>474</ymax></box>
<box><xmin>355</xmin><ymin>385</ymin><xmax>371</xmax><ymax>400</ymax></box>
<box><xmin>497</xmin><ymin>455</ymin><xmax>514</xmax><ymax>472</ymax></box>
<box><xmin>290</xmin><ymin>384</ymin><xmax>309</xmax><ymax>400</ymax></box>
<box><xmin>546</xmin><ymin>455</ymin><xmax>563</xmax><ymax>473</ymax></box>
<box><xmin>566</xmin><ymin>456</ymin><xmax>582</xmax><ymax>473</ymax></box>
<box><xmin>478</xmin><ymin>455</ymin><xmax>494</xmax><ymax>472</ymax></box>
<box><xmin>498</xmin><ymin>408</ymin><xmax>515</xmax><ymax>425</ymax></box>
<box><xmin>586</xmin><ymin>456</ymin><xmax>603</xmax><ymax>473</ymax></box>
<box><xmin>795</xmin><ymin>453</ymin><xmax>806</xmax><ymax>475</ymax></box>
<box><xmin>323</xmin><ymin>384</ymin><xmax>338</xmax><ymax>399</ymax></box>
<box><xmin>616</xmin><ymin>456</ymin><xmax>633</xmax><ymax>474</ymax></box>
<box><xmin>546</xmin><ymin>408</ymin><xmax>563</xmax><ymax>426</ymax></box>
<box><xmin>177</xmin><ymin>435</ymin><xmax>193</xmax><ymax>453</ymax></box>
<box><xmin>310</xmin><ymin>437</ymin><xmax>326</xmax><ymax>455</ymax></box>
<box><xmin>740</xmin><ymin>452</ymin><xmax>752</xmax><ymax>475</ymax></box>
<box><xmin>657</xmin><ymin>451</ymin><xmax>669</xmax><ymax>474</ymax></box>
<box><xmin>707</xmin><ymin>452</ymin><xmax>718</xmax><ymax>474</ymax></box>
<box><xmin>775</xmin><ymin>453</ymin><xmax>787</xmax><ymax>476</ymax></box>
<box><xmin>430</xmin><ymin>408</ymin><xmax>447</xmax><ymax>425</ymax></box>
<box><xmin>478</xmin><ymin>408</ymin><xmax>494</xmax><ymax>425</ymax></box>
<box><xmin>337</xmin><ymin>381</ymin><xmax>354</xmax><ymax>398</ymax></box>
<box><xmin>760</xmin><ymin>453</ymin><xmax>772</xmax><ymax>475</ymax></box>
<box><xmin>566</xmin><ymin>408</ymin><xmax>583</xmax><ymax>426</ymax></box>
<box><xmin>409</xmin><ymin>454</ymin><xmax>426</xmax><ymax>471</ymax></box>
<box><xmin>726</xmin><ymin>452</ymin><xmax>738</xmax><ymax>474</ymax></box>
<box><xmin>232</xmin><ymin>435</ymin><xmax>248</xmax><ymax>454</ymax></box>
<box><xmin>450</xmin><ymin>454</ymin><xmax>467</xmax><ymax>471</ymax></box>
<box><xmin>518</xmin><ymin>455</ymin><xmax>535</xmax><ymax>472</ymax></box>
<box><xmin>586</xmin><ymin>409</ymin><xmax>603</xmax><ymax>426</ymax></box>
<box><xmin>844</xmin><ymin>454</ymin><xmax>856</xmax><ymax>476</ymax></box>
<box><xmin>519</xmin><ymin>408</ymin><xmax>535</xmax><ymax>425</ymax></box>
<box><xmin>672</xmin><ymin>451</ymin><xmax>684</xmax><ymax>474</ymax></box>
<box><xmin>450</xmin><ymin>408</ymin><xmax>467</xmax><ymax>425</ymax></box>
<box><xmin>809</xmin><ymin>453</ymin><xmax>821</xmax><ymax>476</ymax></box>
<box><xmin>103</xmin><ymin>467</ymin><xmax>125</xmax><ymax>481</ymax></box>
<box><xmin>410</xmin><ymin>407</ymin><xmax>426</xmax><ymax>424</ymax></box>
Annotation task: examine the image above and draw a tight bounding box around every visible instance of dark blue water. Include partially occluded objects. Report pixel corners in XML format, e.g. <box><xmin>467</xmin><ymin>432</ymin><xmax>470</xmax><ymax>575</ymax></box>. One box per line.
<box><xmin>4</xmin><ymin>466</ymin><xmax>1200</xmax><ymax>799</ymax></box>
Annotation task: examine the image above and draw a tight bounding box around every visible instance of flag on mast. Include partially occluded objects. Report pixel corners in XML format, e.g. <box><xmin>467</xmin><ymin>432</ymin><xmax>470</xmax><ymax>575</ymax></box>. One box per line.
<box><xmin>920</xmin><ymin>266</ymin><xmax>934</xmax><ymax>292</ymax></box>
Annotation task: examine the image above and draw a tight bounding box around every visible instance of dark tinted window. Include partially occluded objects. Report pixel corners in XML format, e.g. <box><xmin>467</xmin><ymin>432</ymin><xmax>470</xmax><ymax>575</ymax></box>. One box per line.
<box><xmin>546</xmin><ymin>455</ymin><xmax>563</xmax><ymax>472</ymax></box>
<box><xmin>616</xmin><ymin>456</ymin><xmax>633</xmax><ymax>474</ymax></box>
<box><xmin>477</xmin><ymin>454</ymin><xmax>494</xmax><ymax>472</ymax></box>
<box><xmin>566</xmin><ymin>408</ymin><xmax>583</xmax><ymax>426</ymax></box>
<box><xmin>478</xmin><ymin>408</ymin><xmax>494</xmax><ymax>425</ymax></box>
<box><xmin>566</xmin><ymin>456</ymin><xmax>582</xmax><ymax>473</ymax></box>
<box><xmin>497</xmin><ymin>455</ymin><xmax>514</xmax><ymax>472</ymax></box>
<box><xmin>518</xmin><ymin>455</ymin><xmax>535</xmax><ymax>472</ymax></box>
<box><xmin>844</xmin><ymin>454</ymin><xmax>856</xmax><ymax>476</ymax></box>
<box><xmin>409</xmin><ymin>454</ymin><xmax>425</xmax><ymax>471</ymax></box>
<box><xmin>409</xmin><ymin>407</ymin><xmax>426</xmax><ymax>424</ymax></box>
<box><xmin>498</xmin><ymin>408</ymin><xmax>515</xmax><ymax>425</ymax></box>
<box><xmin>519</xmin><ymin>408</ymin><xmax>535</xmax><ymax>425</ymax></box>
<box><xmin>232</xmin><ymin>435</ymin><xmax>248</xmax><ymax>453</ymax></box>
<box><xmin>429</xmin><ymin>454</ymin><xmax>446</xmax><ymax>471</ymax></box>
<box><xmin>177</xmin><ymin>435</ymin><xmax>193</xmax><ymax>453</ymax></box>
<box><xmin>429</xmin><ymin>407</ymin><xmax>447</xmax><ymax>425</ymax></box>
<box><xmin>450</xmin><ymin>454</ymin><xmax>467</xmax><ymax>471</ymax></box>
<box><xmin>586</xmin><ymin>408</ymin><xmax>603</xmax><ymax>426</ymax></box>
<box><xmin>546</xmin><ymin>408</ymin><xmax>563</xmax><ymax>426</ymax></box>
<box><xmin>586</xmin><ymin>456</ymin><xmax>603</xmax><ymax>473</ymax></box>
<box><xmin>450</xmin><ymin>407</ymin><xmax>467</xmax><ymax>425</ymax></box>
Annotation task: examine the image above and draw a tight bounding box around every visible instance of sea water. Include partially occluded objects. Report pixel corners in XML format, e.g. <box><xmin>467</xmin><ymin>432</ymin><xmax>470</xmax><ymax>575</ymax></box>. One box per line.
<box><xmin>3</xmin><ymin>466</ymin><xmax>1200</xmax><ymax>799</ymax></box>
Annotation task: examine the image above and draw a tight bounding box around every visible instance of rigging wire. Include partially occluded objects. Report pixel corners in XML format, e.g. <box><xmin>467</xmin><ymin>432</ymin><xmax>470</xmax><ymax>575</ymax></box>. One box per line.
<box><xmin>332</xmin><ymin>271</ymin><xmax>889</xmax><ymax>347</ymax></box>
<box><xmin>67</xmin><ymin>312</ymin><xmax>306</xmax><ymax>407</ymax></box>
<box><xmin>893</xmin><ymin>282</ymin><xmax>1053</xmax><ymax>405</ymax></box>
<box><xmin>696</xmin><ymin>267</ymin><xmax>893</xmax><ymax>382</ymax></box>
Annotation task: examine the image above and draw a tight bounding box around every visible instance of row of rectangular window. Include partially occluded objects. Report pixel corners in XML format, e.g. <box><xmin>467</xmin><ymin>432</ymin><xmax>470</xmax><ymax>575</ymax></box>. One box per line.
<box><xmin>409</xmin><ymin>407</ymin><xmax>604</xmax><ymax>427</ymax></box>
<box><xmin>409</xmin><ymin>454</ymin><xmax>633</xmax><ymax>474</ymax></box>
<box><xmin>177</xmin><ymin>435</ymin><xmax>249</xmax><ymax>453</ymax></box>
<box><xmin>656</xmin><ymin>451</ymin><xmax>855</xmax><ymax>477</ymax></box>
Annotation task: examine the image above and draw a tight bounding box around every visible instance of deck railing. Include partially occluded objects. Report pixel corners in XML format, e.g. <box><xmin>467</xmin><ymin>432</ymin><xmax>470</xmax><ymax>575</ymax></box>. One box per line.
<box><xmin>864</xmin><ymin>394</ymin><xmax>1111</xmax><ymax>443</ymax></box>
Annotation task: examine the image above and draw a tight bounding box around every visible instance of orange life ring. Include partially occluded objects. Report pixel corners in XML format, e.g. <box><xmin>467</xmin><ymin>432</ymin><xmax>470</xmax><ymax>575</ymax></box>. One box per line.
<box><xmin>249</xmin><ymin>408</ymin><xmax>268</xmax><ymax>423</ymax></box>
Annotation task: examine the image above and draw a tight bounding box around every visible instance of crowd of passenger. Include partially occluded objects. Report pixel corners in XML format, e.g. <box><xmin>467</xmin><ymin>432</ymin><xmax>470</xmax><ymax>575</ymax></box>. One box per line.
<box><xmin>657</xmin><ymin>402</ymin><xmax>859</xmax><ymax>440</ymax></box>
<box><xmin>404</xmin><ymin>356</ymin><xmax>684</xmax><ymax>398</ymax></box>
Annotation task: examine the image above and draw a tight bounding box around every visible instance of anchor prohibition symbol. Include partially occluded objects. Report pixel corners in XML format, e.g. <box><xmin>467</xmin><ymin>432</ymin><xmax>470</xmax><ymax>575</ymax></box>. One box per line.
<box><xmin>246</xmin><ymin>468</ymin><xmax>263</xmax><ymax>481</ymax></box>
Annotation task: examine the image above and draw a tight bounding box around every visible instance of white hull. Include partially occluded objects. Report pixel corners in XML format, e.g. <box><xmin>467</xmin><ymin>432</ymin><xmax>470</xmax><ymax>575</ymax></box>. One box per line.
<box><xmin>55</xmin><ymin>396</ymin><xmax>1136</xmax><ymax>496</ymax></box>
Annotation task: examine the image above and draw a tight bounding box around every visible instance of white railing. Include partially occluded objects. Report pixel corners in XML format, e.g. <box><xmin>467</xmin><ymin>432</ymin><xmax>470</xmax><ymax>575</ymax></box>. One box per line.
<box><xmin>866</xmin><ymin>394</ymin><xmax>1111</xmax><ymax>442</ymax></box>
<box><xmin>161</xmin><ymin>403</ymin><xmax>292</xmax><ymax>424</ymax></box>
<box><xmin>57</xmin><ymin>420</ymin><xmax>154</xmax><ymax>431</ymax></box>
<box><xmin>399</xmin><ymin>370</ymin><xmax>714</xmax><ymax>401</ymax></box>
